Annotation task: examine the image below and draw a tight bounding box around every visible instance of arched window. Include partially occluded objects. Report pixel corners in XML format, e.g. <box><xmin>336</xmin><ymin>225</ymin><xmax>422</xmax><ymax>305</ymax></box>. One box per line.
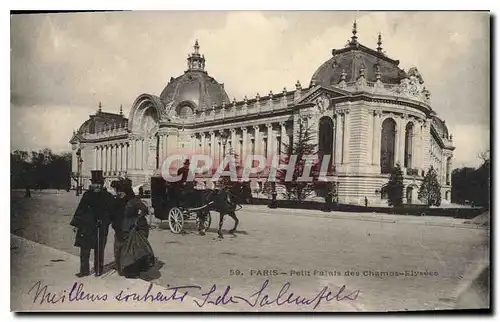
<box><xmin>178</xmin><ymin>105</ymin><xmax>194</xmax><ymax>119</ymax></box>
<box><xmin>318</xmin><ymin>117</ymin><xmax>334</xmax><ymax>170</ymax></box>
<box><xmin>380</xmin><ymin>185</ymin><xmax>389</xmax><ymax>199</ymax></box>
<box><xmin>404</xmin><ymin>122</ymin><xmax>414</xmax><ymax>168</ymax></box>
<box><xmin>380</xmin><ymin>118</ymin><xmax>396</xmax><ymax>174</ymax></box>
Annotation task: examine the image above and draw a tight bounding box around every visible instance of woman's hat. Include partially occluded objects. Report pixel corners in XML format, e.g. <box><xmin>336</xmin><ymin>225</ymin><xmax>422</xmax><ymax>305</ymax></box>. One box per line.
<box><xmin>113</xmin><ymin>177</ymin><xmax>133</xmax><ymax>192</ymax></box>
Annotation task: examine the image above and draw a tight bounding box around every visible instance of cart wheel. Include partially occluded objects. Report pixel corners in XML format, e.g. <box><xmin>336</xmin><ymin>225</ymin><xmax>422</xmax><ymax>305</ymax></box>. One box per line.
<box><xmin>196</xmin><ymin>211</ymin><xmax>211</xmax><ymax>230</ymax></box>
<box><xmin>168</xmin><ymin>207</ymin><xmax>184</xmax><ymax>234</ymax></box>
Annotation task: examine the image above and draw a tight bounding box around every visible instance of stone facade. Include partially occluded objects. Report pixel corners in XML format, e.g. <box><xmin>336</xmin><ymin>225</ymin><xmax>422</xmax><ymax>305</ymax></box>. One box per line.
<box><xmin>70</xmin><ymin>25</ymin><xmax>455</xmax><ymax>205</ymax></box>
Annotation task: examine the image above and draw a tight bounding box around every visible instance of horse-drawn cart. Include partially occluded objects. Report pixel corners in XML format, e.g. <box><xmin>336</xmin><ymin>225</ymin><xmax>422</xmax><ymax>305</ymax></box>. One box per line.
<box><xmin>151</xmin><ymin>177</ymin><xmax>211</xmax><ymax>234</ymax></box>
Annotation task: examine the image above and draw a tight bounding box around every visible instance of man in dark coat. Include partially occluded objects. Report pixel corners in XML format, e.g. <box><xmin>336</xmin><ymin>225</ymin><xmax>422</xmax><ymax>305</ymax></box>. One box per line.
<box><xmin>70</xmin><ymin>170</ymin><xmax>115</xmax><ymax>277</ymax></box>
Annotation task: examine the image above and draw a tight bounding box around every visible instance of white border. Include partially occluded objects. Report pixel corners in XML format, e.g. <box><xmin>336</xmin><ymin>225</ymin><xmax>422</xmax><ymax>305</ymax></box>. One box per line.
<box><xmin>2</xmin><ymin>3</ymin><xmax>497</xmax><ymax>322</ymax></box>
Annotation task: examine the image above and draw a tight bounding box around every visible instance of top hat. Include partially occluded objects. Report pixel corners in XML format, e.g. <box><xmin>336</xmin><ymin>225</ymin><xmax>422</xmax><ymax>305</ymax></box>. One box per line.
<box><xmin>183</xmin><ymin>159</ymin><xmax>190</xmax><ymax>166</ymax></box>
<box><xmin>90</xmin><ymin>170</ymin><xmax>105</xmax><ymax>184</ymax></box>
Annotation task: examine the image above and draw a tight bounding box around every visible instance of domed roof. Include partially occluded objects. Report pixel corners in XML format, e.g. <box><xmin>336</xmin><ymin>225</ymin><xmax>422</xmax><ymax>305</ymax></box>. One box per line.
<box><xmin>311</xmin><ymin>23</ymin><xmax>407</xmax><ymax>87</ymax></box>
<box><xmin>432</xmin><ymin>116</ymin><xmax>449</xmax><ymax>139</ymax></box>
<box><xmin>160</xmin><ymin>41</ymin><xmax>230</xmax><ymax>113</ymax></box>
<box><xmin>78</xmin><ymin>103</ymin><xmax>127</xmax><ymax>134</ymax></box>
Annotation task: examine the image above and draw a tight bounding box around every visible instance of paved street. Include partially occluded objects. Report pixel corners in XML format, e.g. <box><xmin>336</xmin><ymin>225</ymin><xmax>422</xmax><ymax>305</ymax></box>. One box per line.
<box><xmin>11</xmin><ymin>190</ymin><xmax>489</xmax><ymax>312</ymax></box>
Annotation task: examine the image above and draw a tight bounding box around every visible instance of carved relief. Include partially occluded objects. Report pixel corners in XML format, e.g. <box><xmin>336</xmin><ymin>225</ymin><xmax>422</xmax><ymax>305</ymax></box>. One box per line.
<box><xmin>315</xmin><ymin>94</ymin><xmax>331</xmax><ymax>114</ymax></box>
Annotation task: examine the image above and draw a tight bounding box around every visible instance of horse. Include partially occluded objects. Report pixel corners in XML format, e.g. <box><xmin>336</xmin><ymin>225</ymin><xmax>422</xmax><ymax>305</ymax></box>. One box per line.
<box><xmin>188</xmin><ymin>187</ymin><xmax>240</xmax><ymax>238</ymax></box>
<box><xmin>151</xmin><ymin>177</ymin><xmax>252</xmax><ymax>238</ymax></box>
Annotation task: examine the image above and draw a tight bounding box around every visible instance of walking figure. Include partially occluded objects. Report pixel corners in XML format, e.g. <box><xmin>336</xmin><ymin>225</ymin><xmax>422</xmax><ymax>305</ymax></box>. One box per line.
<box><xmin>70</xmin><ymin>170</ymin><xmax>115</xmax><ymax>277</ymax></box>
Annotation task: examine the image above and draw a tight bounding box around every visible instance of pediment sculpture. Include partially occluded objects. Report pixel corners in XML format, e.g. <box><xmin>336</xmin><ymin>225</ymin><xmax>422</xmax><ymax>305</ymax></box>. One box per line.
<box><xmin>315</xmin><ymin>94</ymin><xmax>331</xmax><ymax>114</ymax></box>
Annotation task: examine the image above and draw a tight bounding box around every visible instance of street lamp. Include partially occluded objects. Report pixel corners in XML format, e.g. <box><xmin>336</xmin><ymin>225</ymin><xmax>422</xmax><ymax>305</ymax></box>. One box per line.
<box><xmin>221</xmin><ymin>131</ymin><xmax>229</xmax><ymax>164</ymax></box>
<box><xmin>75</xmin><ymin>148</ymin><xmax>82</xmax><ymax>196</ymax></box>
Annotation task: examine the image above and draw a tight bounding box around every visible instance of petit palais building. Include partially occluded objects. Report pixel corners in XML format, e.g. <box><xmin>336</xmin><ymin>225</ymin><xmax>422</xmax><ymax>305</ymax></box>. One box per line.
<box><xmin>70</xmin><ymin>24</ymin><xmax>455</xmax><ymax>206</ymax></box>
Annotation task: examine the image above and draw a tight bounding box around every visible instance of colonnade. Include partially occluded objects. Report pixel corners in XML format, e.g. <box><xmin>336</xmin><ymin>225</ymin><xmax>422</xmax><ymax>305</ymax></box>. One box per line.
<box><xmin>94</xmin><ymin>143</ymin><xmax>129</xmax><ymax>175</ymax></box>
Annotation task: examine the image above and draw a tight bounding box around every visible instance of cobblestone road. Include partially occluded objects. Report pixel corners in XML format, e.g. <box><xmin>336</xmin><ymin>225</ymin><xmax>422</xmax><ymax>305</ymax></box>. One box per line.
<box><xmin>11</xmin><ymin>190</ymin><xmax>489</xmax><ymax>312</ymax></box>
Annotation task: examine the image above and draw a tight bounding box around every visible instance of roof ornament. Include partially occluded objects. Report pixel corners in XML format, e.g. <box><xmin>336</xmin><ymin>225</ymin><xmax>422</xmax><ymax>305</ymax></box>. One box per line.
<box><xmin>232</xmin><ymin>98</ymin><xmax>237</xmax><ymax>107</ymax></box>
<box><xmin>350</xmin><ymin>20</ymin><xmax>358</xmax><ymax>45</ymax></box>
<box><xmin>194</xmin><ymin>39</ymin><xmax>200</xmax><ymax>54</ymax></box>
<box><xmin>243</xmin><ymin>96</ymin><xmax>248</xmax><ymax>104</ymax></box>
<box><xmin>283</xmin><ymin>87</ymin><xmax>287</xmax><ymax>95</ymax></box>
<box><xmin>256</xmin><ymin>93</ymin><xmax>260</xmax><ymax>102</ymax></box>
<box><xmin>98</xmin><ymin>101</ymin><xmax>102</xmax><ymax>113</ymax></box>
<box><xmin>119</xmin><ymin>104</ymin><xmax>123</xmax><ymax>116</ymax></box>
<box><xmin>187</xmin><ymin>39</ymin><xmax>205</xmax><ymax>71</ymax></box>
<box><xmin>359</xmin><ymin>64</ymin><xmax>366</xmax><ymax>78</ymax></box>
<box><xmin>375</xmin><ymin>65</ymin><xmax>382</xmax><ymax>81</ymax></box>
<box><xmin>377</xmin><ymin>32</ymin><xmax>383</xmax><ymax>53</ymax></box>
<box><xmin>340</xmin><ymin>69</ymin><xmax>347</xmax><ymax>81</ymax></box>
<box><xmin>295</xmin><ymin>80</ymin><xmax>302</xmax><ymax>91</ymax></box>
<box><xmin>268</xmin><ymin>90</ymin><xmax>273</xmax><ymax>100</ymax></box>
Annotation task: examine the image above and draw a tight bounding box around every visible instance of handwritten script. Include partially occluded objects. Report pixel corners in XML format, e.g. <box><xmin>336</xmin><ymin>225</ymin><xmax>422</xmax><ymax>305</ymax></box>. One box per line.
<box><xmin>28</xmin><ymin>279</ymin><xmax>360</xmax><ymax>310</ymax></box>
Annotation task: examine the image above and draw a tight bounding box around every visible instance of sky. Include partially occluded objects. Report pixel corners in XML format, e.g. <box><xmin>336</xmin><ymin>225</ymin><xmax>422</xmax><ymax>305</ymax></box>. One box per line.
<box><xmin>10</xmin><ymin>11</ymin><xmax>490</xmax><ymax>169</ymax></box>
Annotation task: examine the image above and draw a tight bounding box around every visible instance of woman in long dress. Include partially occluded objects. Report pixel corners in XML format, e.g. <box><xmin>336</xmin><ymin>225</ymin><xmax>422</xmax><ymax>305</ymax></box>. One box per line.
<box><xmin>113</xmin><ymin>179</ymin><xmax>154</xmax><ymax>278</ymax></box>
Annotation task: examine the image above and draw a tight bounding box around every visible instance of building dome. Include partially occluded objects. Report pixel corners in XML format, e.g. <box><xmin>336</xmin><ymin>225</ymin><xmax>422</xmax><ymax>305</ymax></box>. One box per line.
<box><xmin>432</xmin><ymin>116</ymin><xmax>449</xmax><ymax>139</ymax></box>
<box><xmin>78</xmin><ymin>103</ymin><xmax>127</xmax><ymax>134</ymax></box>
<box><xmin>159</xmin><ymin>40</ymin><xmax>230</xmax><ymax>116</ymax></box>
<box><xmin>311</xmin><ymin>23</ymin><xmax>407</xmax><ymax>87</ymax></box>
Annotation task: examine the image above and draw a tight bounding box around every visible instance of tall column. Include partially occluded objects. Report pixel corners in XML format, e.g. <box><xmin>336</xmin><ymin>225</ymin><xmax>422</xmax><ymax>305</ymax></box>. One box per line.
<box><xmin>114</xmin><ymin>144</ymin><xmax>118</xmax><ymax>172</ymax></box>
<box><xmin>241</xmin><ymin>127</ymin><xmax>248</xmax><ymax>166</ymax></box>
<box><xmin>142</xmin><ymin>139</ymin><xmax>146</xmax><ymax>170</ymax></box>
<box><xmin>112</xmin><ymin>145</ymin><xmax>116</xmax><ymax>173</ymax></box>
<box><xmin>100</xmin><ymin>146</ymin><xmax>103</xmax><ymax>171</ymax></box>
<box><xmin>266</xmin><ymin>123</ymin><xmax>273</xmax><ymax>162</ymax></box>
<box><xmin>125</xmin><ymin>143</ymin><xmax>129</xmax><ymax>172</ymax></box>
<box><xmin>372</xmin><ymin>111</ymin><xmax>382</xmax><ymax>166</ymax></box>
<box><xmin>417</xmin><ymin>120</ymin><xmax>424</xmax><ymax>170</ymax></box>
<box><xmin>253</xmin><ymin>125</ymin><xmax>261</xmax><ymax>157</ymax></box>
<box><xmin>159</xmin><ymin>135</ymin><xmax>164</xmax><ymax>165</ymax></box>
<box><xmin>367</xmin><ymin>110</ymin><xmax>374</xmax><ymax>165</ymax></box>
<box><xmin>201</xmin><ymin>133</ymin><xmax>206</xmax><ymax>155</ymax></box>
<box><xmin>397</xmin><ymin>116</ymin><xmax>405</xmax><ymax>168</ymax></box>
<box><xmin>292</xmin><ymin>113</ymin><xmax>299</xmax><ymax>147</ymax></box>
<box><xmin>340</xmin><ymin>113</ymin><xmax>347</xmax><ymax>164</ymax></box>
<box><xmin>230</xmin><ymin>128</ymin><xmax>236</xmax><ymax>156</ymax></box>
<box><xmin>136</xmin><ymin>139</ymin><xmax>140</xmax><ymax>170</ymax></box>
<box><xmin>92</xmin><ymin>147</ymin><xmax>96</xmax><ymax>170</ymax></box>
<box><xmin>279</xmin><ymin>122</ymin><xmax>286</xmax><ymax>156</ymax></box>
<box><xmin>110</xmin><ymin>145</ymin><xmax>114</xmax><ymax>173</ymax></box>
<box><xmin>334</xmin><ymin>114</ymin><xmax>343</xmax><ymax>166</ymax></box>
<box><xmin>163</xmin><ymin>133</ymin><xmax>172</xmax><ymax>159</ymax></box>
<box><xmin>106</xmin><ymin>146</ymin><xmax>111</xmax><ymax>173</ymax></box>
<box><xmin>133</xmin><ymin>139</ymin><xmax>138</xmax><ymax>170</ymax></box>
<box><xmin>190</xmin><ymin>134</ymin><xmax>196</xmax><ymax>154</ymax></box>
<box><xmin>210</xmin><ymin>131</ymin><xmax>216</xmax><ymax>170</ymax></box>
<box><xmin>95</xmin><ymin>146</ymin><xmax>100</xmax><ymax>171</ymax></box>
<box><xmin>394</xmin><ymin>118</ymin><xmax>401</xmax><ymax>166</ymax></box>
<box><xmin>130</xmin><ymin>139</ymin><xmax>135</xmax><ymax>170</ymax></box>
<box><xmin>122</xmin><ymin>143</ymin><xmax>126</xmax><ymax>172</ymax></box>
<box><xmin>118</xmin><ymin>144</ymin><xmax>121</xmax><ymax>172</ymax></box>
<box><xmin>114</xmin><ymin>144</ymin><xmax>119</xmax><ymax>173</ymax></box>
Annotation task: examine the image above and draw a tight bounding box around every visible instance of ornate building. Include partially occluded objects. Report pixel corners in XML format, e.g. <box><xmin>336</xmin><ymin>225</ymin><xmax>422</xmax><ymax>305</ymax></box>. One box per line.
<box><xmin>70</xmin><ymin>24</ymin><xmax>455</xmax><ymax>205</ymax></box>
